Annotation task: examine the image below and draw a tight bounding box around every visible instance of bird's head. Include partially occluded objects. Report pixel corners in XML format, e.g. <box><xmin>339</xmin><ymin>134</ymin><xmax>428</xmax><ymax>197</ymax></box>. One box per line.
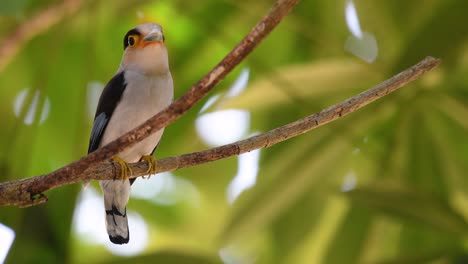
<box><xmin>119</xmin><ymin>23</ymin><xmax>170</xmax><ymax>75</ymax></box>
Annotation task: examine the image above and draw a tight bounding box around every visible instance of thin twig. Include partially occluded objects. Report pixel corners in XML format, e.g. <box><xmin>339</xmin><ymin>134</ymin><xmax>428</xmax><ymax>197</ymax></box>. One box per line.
<box><xmin>0</xmin><ymin>0</ymin><xmax>82</xmax><ymax>72</ymax></box>
<box><xmin>0</xmin><ymin>0</ymin><xmax>301</xmax><ymax>207</ymax></box>
<box><xmin>0</xmin><ymin>56</ymin><xmax>441</xmax><ymax>207</ymax></box>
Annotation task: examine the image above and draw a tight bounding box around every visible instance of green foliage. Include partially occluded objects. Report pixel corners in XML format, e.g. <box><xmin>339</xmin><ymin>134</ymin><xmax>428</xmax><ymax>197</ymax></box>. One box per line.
<box><xmin>0</xmin><ymin>0</ymin><xmax>468</xmax><ymax>263</ymax></box>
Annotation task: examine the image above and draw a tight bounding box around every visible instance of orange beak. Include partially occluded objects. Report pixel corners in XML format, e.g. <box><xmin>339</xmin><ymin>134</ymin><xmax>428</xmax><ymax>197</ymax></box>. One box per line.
<box><xmin>140</xmin><ymin>32</ymin><xmax>164</xmax><ymax>47</ymax></box>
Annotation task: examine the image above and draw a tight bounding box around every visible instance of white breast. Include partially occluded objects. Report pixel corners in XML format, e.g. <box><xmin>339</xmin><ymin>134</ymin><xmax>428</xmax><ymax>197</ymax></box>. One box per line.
<box><xmin>100</xmin><ymin>70</ymin><xmax>173</xmax><ymax>162</ymax></box>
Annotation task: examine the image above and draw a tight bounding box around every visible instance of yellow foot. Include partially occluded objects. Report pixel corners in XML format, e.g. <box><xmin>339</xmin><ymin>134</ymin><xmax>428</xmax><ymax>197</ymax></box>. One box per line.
<box><xmin>140</xmin><ymin>155</ymin><xmax>158</xmax><ymax>179</ymax></box>
<box><xmin>112</xmin><ymin>156</ymin><xmax>133</xmax><ymax>181</ymax></box>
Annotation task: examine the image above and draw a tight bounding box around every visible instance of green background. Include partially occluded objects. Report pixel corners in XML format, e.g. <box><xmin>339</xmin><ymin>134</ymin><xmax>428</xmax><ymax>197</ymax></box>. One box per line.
<box><xmin>1</xmin><ymin>0</ymin><xmax>468</xmax><ymax>263</ymax></box>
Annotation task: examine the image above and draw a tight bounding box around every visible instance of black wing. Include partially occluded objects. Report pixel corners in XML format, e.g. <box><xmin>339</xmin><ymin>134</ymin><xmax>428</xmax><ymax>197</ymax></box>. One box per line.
<box><xmin>88</xmin><ymin>71</ymin><xmax>127</xmax><ymax>154</ymax></box>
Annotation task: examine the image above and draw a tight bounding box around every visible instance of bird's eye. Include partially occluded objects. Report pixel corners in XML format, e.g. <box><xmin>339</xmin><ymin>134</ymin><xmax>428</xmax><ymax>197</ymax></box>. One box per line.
<box><xmin>128</xmin><ymin>35</ymin><xmax>138</xmax><ymax>47</ymax></box>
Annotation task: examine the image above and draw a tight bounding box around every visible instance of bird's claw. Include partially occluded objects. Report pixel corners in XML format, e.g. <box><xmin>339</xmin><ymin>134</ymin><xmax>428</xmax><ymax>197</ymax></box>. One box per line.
<box><xmin>112</xmin><ymin>156</ymin><xmax>133</xmax><ymax>181</ymax></box>
<box><xmin>140</xmin><ymin>155</ymin><xmax>157</xmax><ymax>179</ymax></box>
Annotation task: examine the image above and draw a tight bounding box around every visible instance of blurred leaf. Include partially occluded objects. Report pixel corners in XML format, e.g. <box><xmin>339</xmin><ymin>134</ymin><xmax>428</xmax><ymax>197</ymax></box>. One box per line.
<box><xmin>220</xmin><ymin>98</ymin><xmax>395</xmax><ymax>246</ymax></box>
<box><xmin>406</xmin><ymin>108</ymin><xmax>448</xmax><ymax>195</ymax></box>
<box><xmin>322</xmin><ymin>206</ymin><xmax>372</xmax><ymax>264</ymax></box>
<box><xmin>429</xmin><ymin>98</ymin><xmax>468</xmax><ymax>195</ymax></box>
<box><xmin>220</xmin><ymin>134</ymin><xmax>349</xmax><ymax>243</ymax></box>
<box><xmin>221</xmin><ymin>59</ymin><xmax>381</xmax><ymax>111</ymax></box>
<box><xmin>0</xmin><ymin>0</ymin><xmax>28</xmax><ymax>16</ymax></box>
<box><xmin>376</xmin><ymin>249</ymin><xmax>460</xmax><ymax>264</ymax></box>
<box><xmin>393</xmin><ymin>0</ymin><xmax>468</xmax><ymax>70</ymax></box>
<box><xmin>102</xmin><ymin>250</ymin><xmax>222</xmax><ymax>264</ymax></box>
<box><xmin>346</xmin><ymin>185</ymin><xmax>468</xmax><ymax>236</ymax></box>
<box><xmin>437</xmin><ymin>94</ymin><xmax>468</xmax><ymax>132</ymax></box>
<box><xmin>271</xmin><ymin>191</ymin><xmax>328</xmax><ymax>263</ymax></box>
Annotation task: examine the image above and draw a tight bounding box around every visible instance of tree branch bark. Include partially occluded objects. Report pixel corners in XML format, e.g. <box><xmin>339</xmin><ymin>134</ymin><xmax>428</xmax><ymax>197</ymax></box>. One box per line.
<box><xmin>0</xmin><ymin>56</ymin><xmax>440</xmax><ymax>207</ymax></box>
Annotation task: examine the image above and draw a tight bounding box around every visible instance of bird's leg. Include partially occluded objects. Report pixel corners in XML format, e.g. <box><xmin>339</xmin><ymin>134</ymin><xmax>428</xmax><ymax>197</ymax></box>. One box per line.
<box><xmin>140</xmin><ymin>155</ymin><xmax>158</xmax><ymax>179</ymax></box>
<box><xmin>111</xmin><ymin>156</ymin><xmax>133</xmax><ymax>181</ymax></box>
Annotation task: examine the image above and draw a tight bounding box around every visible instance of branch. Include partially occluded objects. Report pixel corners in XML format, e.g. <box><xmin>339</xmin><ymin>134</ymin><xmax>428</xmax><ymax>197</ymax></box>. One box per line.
<box><xmin>0</xmin><ymin>0</ymin><xmax>82</xmax><ymax>72</ymax></box>
<box><xmin>0</xmin><ymin>56</ymin><xmax>441</xmax><ymax>207</ymax></box>
<box><xmin>0</xmin><ymin>0</ymin><xmax>302</xmax><ymax>207</ymax></box>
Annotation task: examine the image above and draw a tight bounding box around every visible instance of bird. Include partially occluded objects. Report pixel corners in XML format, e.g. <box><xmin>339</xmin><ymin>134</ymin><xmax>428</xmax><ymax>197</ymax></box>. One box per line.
<box><xmin>87</xmin><ymin>23</ymin><xmax>173</xmax><ymax>244</ymax></box>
